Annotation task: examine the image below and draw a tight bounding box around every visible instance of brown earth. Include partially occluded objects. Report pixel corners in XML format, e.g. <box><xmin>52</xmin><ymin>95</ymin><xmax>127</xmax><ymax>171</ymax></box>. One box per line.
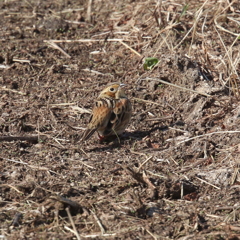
<box><xmin>1</xmin><ymin>0</ymin><xmax>240</xmax><ymax>239</ymax></box>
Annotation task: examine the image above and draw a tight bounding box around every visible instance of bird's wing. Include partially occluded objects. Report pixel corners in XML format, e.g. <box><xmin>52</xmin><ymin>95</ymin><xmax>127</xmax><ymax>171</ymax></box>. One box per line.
<box><xmin>81</xmin><ymin>99</ymin><xmax>113</xmax><ymax>141</ymax></box>
<box><xmin>109</xmin><ymin>98</ymin><xmax>132</xmax><ymax>132</ymax></box>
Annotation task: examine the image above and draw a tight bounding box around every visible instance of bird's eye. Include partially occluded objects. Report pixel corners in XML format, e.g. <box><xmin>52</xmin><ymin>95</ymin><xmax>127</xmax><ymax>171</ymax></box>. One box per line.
<box><xmin>109</xmin><ymin>87</ymin><xmax>115</xmax><ymax>92</ymax></box>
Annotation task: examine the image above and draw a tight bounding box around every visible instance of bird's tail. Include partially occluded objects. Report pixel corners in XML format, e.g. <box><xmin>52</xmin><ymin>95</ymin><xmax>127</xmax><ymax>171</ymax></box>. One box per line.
<box><xmin>80</xmin><ymin>128</ymin><xmax>97</xmax><ymax>142</ymax></box>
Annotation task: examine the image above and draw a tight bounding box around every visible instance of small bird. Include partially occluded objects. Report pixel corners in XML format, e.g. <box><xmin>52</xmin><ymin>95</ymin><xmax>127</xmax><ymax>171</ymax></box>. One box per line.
<box><xmin>81</xmin><ymin>82</ymin><xmax>132</xmax><ymax>141</ymax></box>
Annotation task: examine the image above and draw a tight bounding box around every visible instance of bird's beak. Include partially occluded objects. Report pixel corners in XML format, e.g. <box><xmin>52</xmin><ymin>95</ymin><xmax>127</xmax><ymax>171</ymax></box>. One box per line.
<box><xmin>120</xmin><ymin>83</ymin><xmax>126</xmax><ymax>88</ymax></box>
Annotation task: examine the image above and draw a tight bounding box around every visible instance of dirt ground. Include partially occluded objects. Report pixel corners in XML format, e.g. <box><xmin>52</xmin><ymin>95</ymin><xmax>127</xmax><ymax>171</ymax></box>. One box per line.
<box><xmin>1</xmin><ymin>0</ymin><xmax>240</xmax><ymax>239</ymax></box>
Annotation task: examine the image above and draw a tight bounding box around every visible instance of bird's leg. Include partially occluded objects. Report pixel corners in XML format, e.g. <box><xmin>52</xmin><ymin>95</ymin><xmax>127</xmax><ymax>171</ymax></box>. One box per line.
<box><xmin>97</xmin><ymin>132</ymin><xmax>105</xmax><ymax>141</ymax></box>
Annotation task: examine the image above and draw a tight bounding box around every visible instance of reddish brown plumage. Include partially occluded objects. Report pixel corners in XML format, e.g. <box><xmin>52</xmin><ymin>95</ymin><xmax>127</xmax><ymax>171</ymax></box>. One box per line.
<box><xmin>81</xmin><ymin>83</ymin><xmax>132</xmax><ymax>141</ymax></box>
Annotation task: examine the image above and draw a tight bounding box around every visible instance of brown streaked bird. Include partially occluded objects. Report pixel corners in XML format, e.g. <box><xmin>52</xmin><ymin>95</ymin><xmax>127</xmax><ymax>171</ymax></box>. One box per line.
<box><xmin>81</xmin><ymin>83</ymin><xmax>132</xmax><ymax>141</ymax></box>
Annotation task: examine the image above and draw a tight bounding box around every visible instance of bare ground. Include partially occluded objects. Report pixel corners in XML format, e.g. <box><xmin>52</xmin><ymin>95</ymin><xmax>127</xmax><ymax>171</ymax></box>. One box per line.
<box><xmin>1</xmin><ymin>0</ymin><xmax>240</xmax><ymax>239</ymax></box>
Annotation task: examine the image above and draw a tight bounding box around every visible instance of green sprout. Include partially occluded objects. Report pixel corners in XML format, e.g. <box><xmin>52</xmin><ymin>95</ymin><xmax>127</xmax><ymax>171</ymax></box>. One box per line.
<box><xmin>143</xmin><ymin>57</ymin><xmax>159</xmax><ymax>70</ymax></box>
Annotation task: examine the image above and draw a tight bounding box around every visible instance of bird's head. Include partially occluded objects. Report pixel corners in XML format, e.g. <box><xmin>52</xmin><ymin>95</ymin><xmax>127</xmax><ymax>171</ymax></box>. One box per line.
<box><xmin>98</xmin><ymin>83</ymin><xmax>127</xmax><ymax>99</ymax></box>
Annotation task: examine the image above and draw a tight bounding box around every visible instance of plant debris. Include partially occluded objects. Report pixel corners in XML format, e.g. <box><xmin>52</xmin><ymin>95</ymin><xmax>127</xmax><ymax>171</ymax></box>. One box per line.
<box><xmin>0</xmin><ymin>0</ymin><xmax>240</xmax><ymax>239</ymax></box>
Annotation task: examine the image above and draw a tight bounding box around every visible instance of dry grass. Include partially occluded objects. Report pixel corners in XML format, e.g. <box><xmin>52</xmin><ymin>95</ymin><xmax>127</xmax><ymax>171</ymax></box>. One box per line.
<box><xmin>0</xmin><ymin>0</ymin><xmax>240</xmax><ymax>239</ymax></box>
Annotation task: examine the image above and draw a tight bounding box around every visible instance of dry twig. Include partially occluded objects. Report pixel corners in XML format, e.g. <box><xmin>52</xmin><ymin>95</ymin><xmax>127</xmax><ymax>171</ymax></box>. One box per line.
<box><xmin>45</xmin><ymin>41</ymin><xmax>71</xmax><ymax>58</ymax></box>
<box><xmin>90</xmin><ymin>210</ymin><xmax>105</xmax><ymax>235</ymax></box>
<box><xmin>143</xmin><ymin>77</ymin><xmax>211</xmax><ymax>97</ymax></box>
<box><xmin>66</xmin><ymin>207</ymin><xmax>81</xmax><ymax>240</ymax></box>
